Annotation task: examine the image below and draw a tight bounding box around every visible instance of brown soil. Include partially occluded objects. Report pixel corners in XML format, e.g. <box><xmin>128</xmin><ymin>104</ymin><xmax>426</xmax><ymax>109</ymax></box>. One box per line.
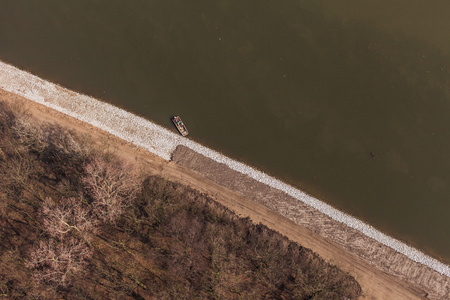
<box><xmin>1</xmin><ymin>88</ymin><xmax>448</xmax><ymax>299</ymax></box>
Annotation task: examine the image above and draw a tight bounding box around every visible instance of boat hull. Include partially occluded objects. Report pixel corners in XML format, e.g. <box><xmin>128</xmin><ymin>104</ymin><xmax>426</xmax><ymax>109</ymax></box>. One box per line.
<box><xmin>172</xmin><ymin>116</ymin><xmax>189</xmax><ymax>136</ymax></box>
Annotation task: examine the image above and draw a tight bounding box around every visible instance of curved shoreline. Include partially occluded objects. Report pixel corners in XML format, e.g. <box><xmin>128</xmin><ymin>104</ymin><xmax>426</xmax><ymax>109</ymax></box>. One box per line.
<box><xmin>0</xmin><ymin>61</ymin><xmax>449</xmax><ymax>278</ymax></box>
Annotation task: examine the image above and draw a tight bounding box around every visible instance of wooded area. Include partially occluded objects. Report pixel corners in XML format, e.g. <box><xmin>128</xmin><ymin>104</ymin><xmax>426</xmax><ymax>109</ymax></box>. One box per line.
<box><xmin>0</xmin><ymin>101</ymin><xmax>360</xmax><ymax>299</ymax></box>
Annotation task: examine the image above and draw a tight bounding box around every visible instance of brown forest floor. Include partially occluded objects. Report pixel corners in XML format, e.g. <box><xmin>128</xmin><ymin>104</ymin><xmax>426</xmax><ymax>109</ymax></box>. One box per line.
<box><xmin>1</xmin><ymin>89</ymin><xmax>446</xmax><ymax>299</ymax></box>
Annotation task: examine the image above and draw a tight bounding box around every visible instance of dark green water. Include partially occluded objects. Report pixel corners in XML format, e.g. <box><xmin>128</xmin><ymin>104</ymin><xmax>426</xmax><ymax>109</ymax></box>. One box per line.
<box><xmin>1</xmin><ymin>0</ymin><xmax>449</xmax><ymax>262</ymax></box>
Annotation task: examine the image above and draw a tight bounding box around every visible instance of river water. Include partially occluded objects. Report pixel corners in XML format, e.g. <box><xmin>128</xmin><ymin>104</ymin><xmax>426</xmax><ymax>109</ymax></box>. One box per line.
<box><xmin>1</xmin><ymin>0</ymin><xmax>449</xmax><ymax>263</ymax></box>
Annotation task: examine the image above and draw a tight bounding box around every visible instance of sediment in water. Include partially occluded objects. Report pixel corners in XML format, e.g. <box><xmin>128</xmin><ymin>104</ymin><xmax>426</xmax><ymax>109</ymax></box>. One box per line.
<box><xmin>0</xmin><ymin>61</ymin><xmax>449</xmax><ymax>296</ymax></box>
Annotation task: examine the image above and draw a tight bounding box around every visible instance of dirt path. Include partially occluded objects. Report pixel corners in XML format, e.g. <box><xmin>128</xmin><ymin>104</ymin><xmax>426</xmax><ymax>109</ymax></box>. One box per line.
<box><xmin>1</xmin><ymin>89</ymin><xmax>443</xmax><ymax>299</ymax></box>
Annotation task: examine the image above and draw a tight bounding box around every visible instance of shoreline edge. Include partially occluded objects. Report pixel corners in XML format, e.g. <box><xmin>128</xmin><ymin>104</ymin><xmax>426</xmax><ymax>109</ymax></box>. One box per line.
<box><xmin>0</xmin><ymin>60</ymin><xmax>449</xmax><ymax>278</ymax></box>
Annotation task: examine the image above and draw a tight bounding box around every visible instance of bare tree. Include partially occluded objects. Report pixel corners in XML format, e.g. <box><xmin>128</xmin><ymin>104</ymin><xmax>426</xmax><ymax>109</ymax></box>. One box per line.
<box><xmin>26</xmin><ymin>197</ymin><xmax>97</xmax><ymax>288</ymax></box>
<box><xmin>26</xmin><ymin>238</ymin><xmax>92</xmax><ymax>287</ymax></box>
<box><xmin>11</xmin><ymin>115</ymin><xmax>46</xmax><ymax>154</ymax></box>
<box><xmin>82</xmin><ymin>156</ymin><xmax>141</xmax><ymax>223</ymax></box>
<box><xmin>0</xmin><ymin>155</ymin><xmax>41</xmax><ymax>201</ymax></box>
<box><xmin>41</xmin><ymin>197</ymin><xmax>98</xmax><ymax>241</ymax></box>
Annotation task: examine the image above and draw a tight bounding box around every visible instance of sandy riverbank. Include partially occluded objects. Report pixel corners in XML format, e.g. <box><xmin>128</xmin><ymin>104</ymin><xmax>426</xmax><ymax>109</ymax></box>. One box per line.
<box><xmin>0</xmin><ymin>61</ymin><xmax>449</xmax><ymax>298</ymax></box>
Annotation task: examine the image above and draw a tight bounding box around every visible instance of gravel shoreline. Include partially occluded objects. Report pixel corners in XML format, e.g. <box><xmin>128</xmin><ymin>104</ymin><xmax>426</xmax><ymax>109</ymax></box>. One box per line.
<box><xmin>1</xmin><ymin>60</ymin><xmax>449</xmax><ymax>279</ymax></box>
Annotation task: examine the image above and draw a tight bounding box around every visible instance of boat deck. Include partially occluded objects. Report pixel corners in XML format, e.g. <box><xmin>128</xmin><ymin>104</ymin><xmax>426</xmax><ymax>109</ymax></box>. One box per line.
<box><xmin>172</xmin><ymin>116</ymin><xmax>189</xmax><ymax>136</ymax></box>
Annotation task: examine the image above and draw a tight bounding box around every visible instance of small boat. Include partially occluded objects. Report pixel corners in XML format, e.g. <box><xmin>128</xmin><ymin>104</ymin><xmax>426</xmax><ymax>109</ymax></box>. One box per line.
<box><xmin>172</xmin><ymin>116</ymin><xmax>189</xmax><ymax>136</ymax></box>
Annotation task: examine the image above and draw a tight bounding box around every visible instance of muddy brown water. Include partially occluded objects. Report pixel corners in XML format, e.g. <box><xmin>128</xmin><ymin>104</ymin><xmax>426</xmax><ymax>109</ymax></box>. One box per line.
<box><xmin>1</xmin><ymin>0</ymin><xmax>449</xmax><ymax>263</ymax></box>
